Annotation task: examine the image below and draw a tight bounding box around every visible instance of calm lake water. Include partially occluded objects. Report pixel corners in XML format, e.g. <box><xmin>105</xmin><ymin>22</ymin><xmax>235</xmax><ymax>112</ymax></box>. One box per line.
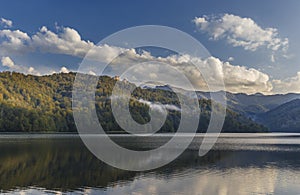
<box><xmin>0</xmin><ymin>134</ymin><xmax>300</xmax><ymax>195</ymax></box>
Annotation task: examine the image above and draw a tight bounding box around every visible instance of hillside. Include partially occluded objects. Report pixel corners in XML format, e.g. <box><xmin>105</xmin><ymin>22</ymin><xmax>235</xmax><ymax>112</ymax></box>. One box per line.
<box><xmin>144</xmin><ymin>85</ymin><xmax>300</xmax><ymax>132</ymax></box>
<box><xmin>258</xmin><ymin>99</ymin><xmax>300</xmax><ymax>132</ymax></box>
<box><xmin>0</xmin><ymin>72</ymin><xmax>267</xmax><ymax>133</ymax></box>
<box><xmin>195</xmin><ymin>91</ymin><xmax>300</xmax><ymax>116</ymax></box>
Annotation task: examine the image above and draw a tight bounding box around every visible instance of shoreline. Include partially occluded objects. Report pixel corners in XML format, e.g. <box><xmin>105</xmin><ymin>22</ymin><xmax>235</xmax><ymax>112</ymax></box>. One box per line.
<box><xmin>0</xmin><ymin>132</ymin><xmax>300</xmax><ymax>139</ymax></box>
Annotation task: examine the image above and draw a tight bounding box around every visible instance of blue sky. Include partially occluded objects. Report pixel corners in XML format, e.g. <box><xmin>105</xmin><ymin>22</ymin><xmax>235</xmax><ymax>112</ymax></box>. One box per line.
<box><xmin>1</xmin><ymin>0</ymin><xmax>300</xmax><ymax>94</ymax></box>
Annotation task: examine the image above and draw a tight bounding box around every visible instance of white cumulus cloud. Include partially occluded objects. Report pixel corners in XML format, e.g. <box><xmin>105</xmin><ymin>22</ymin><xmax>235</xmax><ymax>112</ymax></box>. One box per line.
<box><xmin>1</xmin><ymin>56</ymin><xmax>15</xmax><ymax>68</ymax></box>
<box><xmin>60</xmin><ymin>66</ymin><xmax>70</xmax><ymax>73</ymax></box>
<box><xmin>0</xmin><ymin>29</ymin><xmax>31</xmax><ymax>54</ymax></box>
<box><xmin>272</xmin><ymin>72</ymin><xmax>300</xmax><ymax>94</ymax></box>
<box><xmin>0</xmin><ymin>18</ymin><xmax>13</xmax><ymax>28</ymax></box>
<box><xmin>193</xmin><ymin>14</ymin><xmax>288</xmax><ymax>52</ymax></box>
<box><xmin>0</xmin><ymin>23</ymin><xmax>296</xmax><ymax>95</ymax></box>
<box><xmin>1</xmin><ymin>56</ymin><xmax>40</xmax><ymax>75</ymax></box>
<box><xmin>228</xmin><ymin>57</ymin><xmax>234</xmax><ymax>62</ymax></box>
<box><xmin>107</xmin><ymin>52</ymin><xmax>273</xmax><ymax>94</ymax></box>
<box><xmin>0</xmin><ymin>25</ymin><xmax>129</xmax><ymax>63</ymax></box>
<box><xmin>31</xmin><ymin>26</ymin><xmax>94</xmax><ymax>58</ymax></box>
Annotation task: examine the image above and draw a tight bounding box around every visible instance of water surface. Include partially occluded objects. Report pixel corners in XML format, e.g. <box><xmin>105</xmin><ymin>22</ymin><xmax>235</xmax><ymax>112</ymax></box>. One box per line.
<box><xmin>0</xmin><ymin>134</ymin><xmax>299</xmax><ymax>194</ymax></box>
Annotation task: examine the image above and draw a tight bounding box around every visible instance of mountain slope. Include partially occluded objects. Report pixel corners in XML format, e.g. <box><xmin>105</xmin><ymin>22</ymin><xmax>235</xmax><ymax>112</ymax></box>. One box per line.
<box><xmin>258</xmin><ymin>99</ymin><xmax>300</xmax><ymax>132</ymax></box>
<box><xmin>0</xmin><ymin>72</ymin><xmax>266</xmax><ymax>133</ymax></box>
<box><xmin>148</xmin><ymin>84</ymin><xmax>300</xmax><ymax>132</ymax></box>
<box><xmin>195</xmin><ymin>91</ymin><xmax>300</xmax><ymax>116</ymax></box>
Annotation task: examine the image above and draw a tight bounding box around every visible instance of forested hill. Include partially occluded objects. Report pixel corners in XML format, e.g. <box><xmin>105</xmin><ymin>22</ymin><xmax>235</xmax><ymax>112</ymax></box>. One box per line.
<box><xmin>0</xmin><ymin>72</ymin><xmax>267</xmax><ymax>133</ymax></box>
<box><xmin>258</xmin><ymin>99</ymin><xmax>300</xmax><ymax>132</ymax></box>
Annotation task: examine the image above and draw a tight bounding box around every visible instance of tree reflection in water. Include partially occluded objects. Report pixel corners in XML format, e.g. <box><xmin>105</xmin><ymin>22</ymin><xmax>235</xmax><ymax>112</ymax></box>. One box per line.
<box><xmin>0</xmin><ymin>137</ymin><xmax>300</xmax><ymax>194</ymax></box>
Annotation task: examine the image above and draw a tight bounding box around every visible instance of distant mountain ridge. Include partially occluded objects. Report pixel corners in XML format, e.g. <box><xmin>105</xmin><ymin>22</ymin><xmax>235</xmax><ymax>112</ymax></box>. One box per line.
<box><xmin>150</xmin><ymin>84</ymin><xmax>300</xmax><ymax>132</ymax></box>
<box><xmin>258</xmin><ymin>99</ymin><xmax>300</xmax><ymax>132</ymax></box>
<box><xmin>194</xmin><ymin>91</ymin><xmax>300</xmax><ymax>114</ymax></box>
<box><xmin>148</xmin><ymin>84</ymin><xmax>300</xmax><ymax>114</ymax></box>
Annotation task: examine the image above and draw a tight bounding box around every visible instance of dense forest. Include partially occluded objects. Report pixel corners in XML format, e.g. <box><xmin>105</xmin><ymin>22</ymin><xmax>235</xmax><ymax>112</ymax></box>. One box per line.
<box><xmin>0</xmin><ymin>72</ymin><xmax>267</xmax><ymax>133</ymax></box>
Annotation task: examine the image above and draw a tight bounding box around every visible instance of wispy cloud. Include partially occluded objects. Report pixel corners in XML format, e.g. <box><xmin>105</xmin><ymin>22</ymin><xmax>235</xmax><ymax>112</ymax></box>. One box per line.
<box><xmin>138</xmin><ymin>99</ymin><xmax>181</xmax><ymax>113</ymax></box>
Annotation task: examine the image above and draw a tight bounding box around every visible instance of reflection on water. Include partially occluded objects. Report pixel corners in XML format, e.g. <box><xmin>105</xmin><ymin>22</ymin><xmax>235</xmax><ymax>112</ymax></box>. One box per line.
<box><xmin>0</xmin><ymin>135</ymin><xmax>300</xmax><ymax>194</ymax></box>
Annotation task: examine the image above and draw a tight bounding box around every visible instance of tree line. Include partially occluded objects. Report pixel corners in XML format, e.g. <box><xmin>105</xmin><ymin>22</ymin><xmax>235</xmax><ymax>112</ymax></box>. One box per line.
<box><xmin>0</xmin><ymin>72</ymin><xmax>267</xmax><ymax>132</ymax></box>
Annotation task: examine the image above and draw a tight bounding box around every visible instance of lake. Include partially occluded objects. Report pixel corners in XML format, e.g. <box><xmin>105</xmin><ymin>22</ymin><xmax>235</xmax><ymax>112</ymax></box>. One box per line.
<box><xmin>0</xmin><ymin>133</ymin><xmax>300</xmax><ymax>194</ymax></box>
